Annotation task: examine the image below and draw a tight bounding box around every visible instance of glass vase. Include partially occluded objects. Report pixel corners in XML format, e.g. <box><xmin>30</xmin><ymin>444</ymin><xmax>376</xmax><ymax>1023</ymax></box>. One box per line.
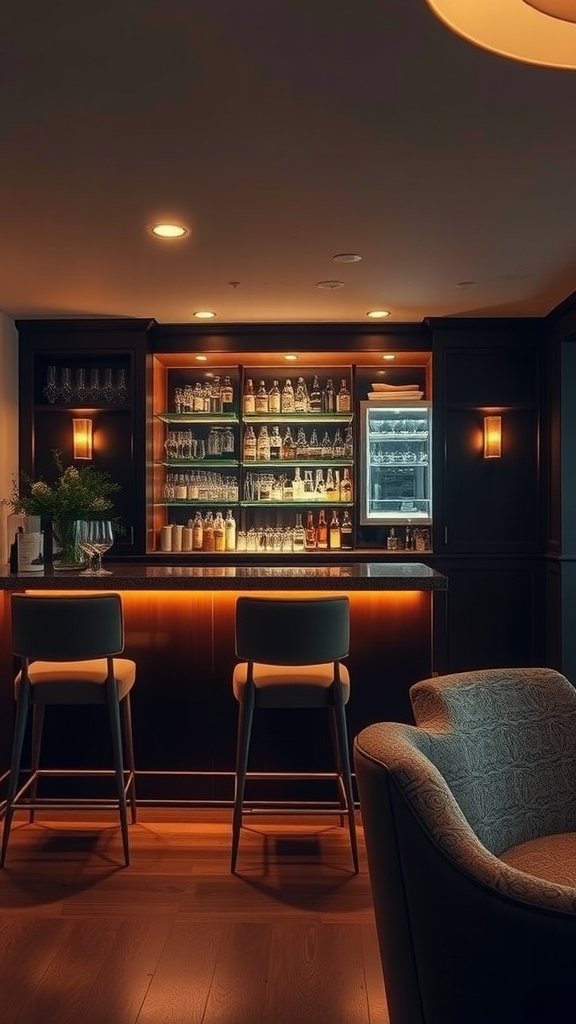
<box><xmin>51</xmin><ymin>519</ymin><xmax>86</xmax><ymax>570</ymax></box>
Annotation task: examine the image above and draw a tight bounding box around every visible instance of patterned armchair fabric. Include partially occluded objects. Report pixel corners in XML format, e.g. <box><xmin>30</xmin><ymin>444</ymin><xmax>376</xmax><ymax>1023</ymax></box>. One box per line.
<box><xmin>354</xmin><ymin>668</ymin><xmax>576</xmax><ymax>1024</ymax></box>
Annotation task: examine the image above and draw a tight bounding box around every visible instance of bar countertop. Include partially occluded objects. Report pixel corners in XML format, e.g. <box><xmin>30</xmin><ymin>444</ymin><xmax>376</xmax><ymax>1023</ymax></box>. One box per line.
<box><xmin>0</xmin><ymin>561</ymin><xmax>448</xmax><ymax>591</ymax></box>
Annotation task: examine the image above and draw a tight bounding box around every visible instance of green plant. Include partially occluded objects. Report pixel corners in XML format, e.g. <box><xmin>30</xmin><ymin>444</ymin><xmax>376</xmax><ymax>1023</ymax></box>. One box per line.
<box><xmin>3</xmin><ymin>450</ymin><xmax>120</xmax><ymax>520</ymax></box>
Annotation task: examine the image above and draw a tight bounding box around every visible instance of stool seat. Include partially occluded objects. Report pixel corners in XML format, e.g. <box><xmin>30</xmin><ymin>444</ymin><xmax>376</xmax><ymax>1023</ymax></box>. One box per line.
<box><xmin>16</xmin><ymin>658</ymin><xmax>136</xmax><ymax>703</ymax></box>
<box><xmin>233</xmin><ymin>662</ymin><xmax>350</xmax><ymax>707</ymax></box>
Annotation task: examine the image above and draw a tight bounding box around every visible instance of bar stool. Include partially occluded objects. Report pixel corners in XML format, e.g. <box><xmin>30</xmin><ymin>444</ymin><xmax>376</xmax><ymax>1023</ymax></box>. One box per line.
<box><xmin>231</xmin><ymin>595</ymin><xmax>359</xmax><ymax>873</ymax></box>
<box><xmin>1</xmin><ymin>592</ymin><xmax>137</xmax><ymax>868</ymax></box>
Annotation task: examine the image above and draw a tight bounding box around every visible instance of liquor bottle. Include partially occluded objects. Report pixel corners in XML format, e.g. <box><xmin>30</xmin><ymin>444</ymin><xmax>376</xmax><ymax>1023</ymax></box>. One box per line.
<box><xmin>282</xmin><ymin>426</ymin><xmax>296</xmax><ymax>460</ymax></box>
<box><xmin>336</xmin><ymin>378</ymin><xmax>351</xmax><ymax>413</ymax></box>
<box><xmin>314</xmin><ymin>468</ymin><xmax>326</xmax><ymax>501</ymax></box>
<box><xmin>341</xmin><ymin>511</ymin><xmax>353</xmax><ymax>550</ymax></box>
<box><xmin>325</xmin><ymin>467</ymin><xmax>337</xmax><ymax>502</ymax></box>
<box><xmin>405</xmin><ymin>525</ymin><xmax>414</xmax><ymax>551</ymax></box>
<box><xmin>213</xmin><ymin>511</ymin><xmax>225</xmax><ymax>552</ymax></box>
<box><xmin>317</xmin><ymin>509</ymin><xmax>328</xmax><ymax>549</ymax></box>
<box><xmin>332</xmin><ymin>429</ymin><xmax>344</xmax><ymax>458</ymax></box>
<box><xmin>324</xmin><ymin>378</ymin><xmax>335</xmax><ymax>413</ymax></box>
<box><xmin>295</xmin><ymin>427</ymin><xmax>308</xmax><ymax>459</ymax></box>
<box><xmin>210</xmin><ymin>376</ymin><xmax>222</xmax><ymax>413</ymax></box>
<box><xmin>293</xmin><ymin>467</ymin><xmax>304</xmax><ymax>499</ymax></box>
<box><xmin>281</xmin><ymin>379</ymin><xmax>295</xmax><ymax>413</ymax></box>
<box><xmin>192</xmin><ymin>511</ymin><xmax>203</xmax><ymax>550</ymax></box>
<box><xmin>256</xmin><ymin>425</ymin><xmax>271</xmax><ymax>461</ymax></box>
<box><xmin>221</xmin><ymin>376</ymin><xmax>234</xmax><ymax>408</ymax></box>
<box><xmin>255</xmin><ymin>380</ymin><xmax>269</xmax><ymax>414</ymax></box>
<box><xmin>293</xmin><ymin>513</ymin><xmax>306</xmax><ymax>552</ymax></box>
<box><xmin>202</xmin><ymin>512</ymin><xmax>215</xmax><ymax>552</ymax></box>
<box><xmin>193</xmin><ymin>382</ymin><xmax>205</xmax><ymax>412</ymax></box>
<box><xmin>303</xmin><ymin>470</ymin><xmax>314</xmax><ymax>495</ymax></box>
<box><xmin>243</xmin><ymin>425</ymin><xmax>257</xmax><ymax>460</ymax></box>
<box><xmin>294</xmin><ymin>377</ymin><xmax>308</xmax><ymax>413</ymax></box>
<box><xmin>175</xmin><ymin>474</ymin><xmax>187</xmax><ymax>500</ymax></box>
<box><xmin>268</xmin><ymin>379</ymin><xmax>281</xmax><ymax>414</ymax></box>
<box><xmin>187</xmin><ymin>471</ymin><xmax>199</xmax><ymax>500</ymax></box>
<box><xmin>282</xmin><ymin>474</ymin><xmax>294</xmax><ymax>501</ymax></box>
<box><xmin>271</xmin><ymin>475</ymin><xmax>283</xmax><ymax>500</ymax></box>
<box><xmin>387</xmin><ymin>527</ymin><xmax>398</xmax><ymax>551</ymax></box>
<box><xmin>321</xmin><ymin>430</ymin><xmax>333</xmax><ymax>457</ymax></box>
<box><xmin>243</xmin><ymin>378</ymin><xmax>255</xmax><ymax>414</ymax></box>
<box><xmin>329</xmin><ymin>510</ymin><xmax>341</xmax><ymax>549</ymax></box>
<box><xmin>224</xmin><ymin>509</ymin><xmax>236</xmax><ymax>551</ymax></box>
<box><xmin>309</xmin><ymin>429</ymin><xmax>321</xmax><ymax>459</ymax></box>
<box><xmin>343</xmin><ymin>424</ymin><xmax>354</xmax><ymax>458</ymax></box>
<box><xmin>305</xmin><ymin>511</ymin><xmax>317</xmax><ymax>550</ymax></box>
<box><xmin>309</xmin><ymin>375</ymin><xmax>322</xmax><ymax>413</ymax></box>
<box><xmin>340</xmin><ymin>467</ymin><xmax>353</xmax><ymax>502</ymax></box>
<box><xmin>269</xmin><ymin>425</ymin><xmax>282</xmax><ymax>460</ymax></box>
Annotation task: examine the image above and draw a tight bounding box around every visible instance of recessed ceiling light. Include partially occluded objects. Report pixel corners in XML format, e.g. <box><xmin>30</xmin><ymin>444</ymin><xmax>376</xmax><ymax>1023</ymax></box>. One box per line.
<box><xmin>316</xmin><ymin>280</ymin><xmax>345</xmax><ymax>290</ymax></box>
<box><xmin>284</xmin><ymin>354</ymin><xmax>298</xmax><ymax>361</ymax></box>
<box><xmin>149</xmin><ymin>223</ymin><xmax>189</xmax><ymax>238</ymax></box>
<box><xmin>332</xmin><ymin>253</ymin><xmax>363</xmax><ymax>264</ymax></box>
<box><xmin>383</xmin><ymin>354</ymin><xmax>396</xmax><ymax>361</ymax></box>
<box><xmin>367</xmin><ymin>310</ymin><xmax>390</xmax><ymax>318</ymax></box>
<box><xmin>193</xmin><ymin>311</ymin><xmax>216</xmax><ymax>319</ymax></box>
<box><xmin>195</xmin><ymin>355</ymin><xmax>208</xmax><ymax>361</ymax></box>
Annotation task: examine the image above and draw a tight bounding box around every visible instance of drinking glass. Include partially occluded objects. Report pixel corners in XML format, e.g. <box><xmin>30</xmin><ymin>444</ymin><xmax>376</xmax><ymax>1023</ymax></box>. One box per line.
<box><xmin>86</xmin><ymin>520</ymin><xmax>114</xmax><ymax>575</ymax></box>
<box><xmin>77</xmin><ymin>520</ymin><xmax>99</xmax><ymax>575</ymax></box>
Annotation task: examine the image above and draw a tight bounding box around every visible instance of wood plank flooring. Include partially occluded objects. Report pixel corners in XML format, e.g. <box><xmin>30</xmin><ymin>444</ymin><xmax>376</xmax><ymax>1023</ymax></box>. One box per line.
<box><xmin>0</xmin><ymin>810</ymin><xmax>389</xmax><ymax>1024</ymax></box>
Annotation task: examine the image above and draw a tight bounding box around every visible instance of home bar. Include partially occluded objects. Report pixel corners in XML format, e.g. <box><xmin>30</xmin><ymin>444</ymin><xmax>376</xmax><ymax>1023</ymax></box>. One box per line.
<box><xmin>0</xmin><ymin>305</ymin><xmax>575</xmax><ymax>802</ymax></box>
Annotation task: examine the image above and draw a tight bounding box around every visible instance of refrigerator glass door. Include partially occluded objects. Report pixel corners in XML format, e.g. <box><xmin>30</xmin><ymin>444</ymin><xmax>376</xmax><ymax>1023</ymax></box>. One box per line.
<box><xmin>360</xmin><ymin>401</ymin><xmax>432</xmax><ymax>524</ymax></box>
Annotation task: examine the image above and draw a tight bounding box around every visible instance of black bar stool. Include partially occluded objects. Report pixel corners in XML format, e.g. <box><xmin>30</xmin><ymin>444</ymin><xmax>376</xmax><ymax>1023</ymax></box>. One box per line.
<box><xmin>231</xmin><ymin>595</ymin><xmax>358</xmax><ymax>873</ymax></box>
<box><xmin>1</xmin><ymin>592</ymin><xmax>137</xmax><ymax>867</ymax></box>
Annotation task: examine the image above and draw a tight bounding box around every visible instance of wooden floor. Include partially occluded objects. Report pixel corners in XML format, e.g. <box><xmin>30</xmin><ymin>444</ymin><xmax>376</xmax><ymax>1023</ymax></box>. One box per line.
<box><xmin>0</xmin><ymin>810</ymin><xmax>389</xmax><ymax>1024</ymax></box>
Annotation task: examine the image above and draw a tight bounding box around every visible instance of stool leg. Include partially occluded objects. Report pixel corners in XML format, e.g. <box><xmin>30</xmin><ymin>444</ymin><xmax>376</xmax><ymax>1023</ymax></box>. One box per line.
<box><xmin>107</xmin><ymin>692</ymin><xmax>130</xmax><ymax>867</ymax></box>
<box><xmin>121</xmin><ymin>694</ymin><xmax>137</xmax><ymax>825</ymax></box>
<box><xmin>28</xmin><ymin>704</ymin><xmax>45</xmax><ymax>824</ymax></box>
<box><xmin>1</xmin><ymin>692</ymin><xmax>30</xmax><ymax>868</ymax></box>
<box><xmin>329</xmin><ymin>708</ymin><xmax>347</xmax><ymax>828</ymax></box>
<box><xmin>231</xmin><ymin>695</ymin><xmax>254</xmax><ymax>873</ymax></box>
<box><xmin>333</xmin><ymin>696</ymin><xmax>359</xmax><ymax>874</ymax></box>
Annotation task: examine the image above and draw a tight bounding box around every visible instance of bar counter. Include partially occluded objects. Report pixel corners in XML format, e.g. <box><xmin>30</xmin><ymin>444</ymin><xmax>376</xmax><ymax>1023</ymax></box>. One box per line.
<box><xmin>0</xmin><ymin>561</ymin><xmax>447</xmax><ymax>804</ymax></box>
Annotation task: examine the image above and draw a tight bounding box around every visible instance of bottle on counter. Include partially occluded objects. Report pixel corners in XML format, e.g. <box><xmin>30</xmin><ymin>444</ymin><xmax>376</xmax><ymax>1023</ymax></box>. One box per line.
<box><xmin>341</xmin><ymin>510</ymin><xmax>353</xmax><ymax>550</ymax></box>
<box><xmin>243</xmin><ymin>378</ymin><xmax>255</xmax><ymax>414</ymax></box>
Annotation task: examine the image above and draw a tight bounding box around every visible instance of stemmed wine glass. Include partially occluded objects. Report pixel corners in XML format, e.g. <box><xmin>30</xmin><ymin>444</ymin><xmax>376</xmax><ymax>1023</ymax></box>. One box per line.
<box><xmin>79</xmin><ymin>520</ymin><xmax>114</xmax><ymax>576</ymax></box>
<box><xmin>77</xmin><ymin>521</ymin><xmax>98</xmax><ymax>575</ymax></box>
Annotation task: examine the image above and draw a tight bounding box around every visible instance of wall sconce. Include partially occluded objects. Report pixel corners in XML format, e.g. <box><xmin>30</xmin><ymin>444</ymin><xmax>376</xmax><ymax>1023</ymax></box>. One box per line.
<box><xmin>483</xmin><ymin>415</ymin><xmax>502</xmax><ymax>459</ymax></box>
<box><xmin>72</xmin><ymin>418</ymin><xmax>93</xmax><ymax>460</ymax></box>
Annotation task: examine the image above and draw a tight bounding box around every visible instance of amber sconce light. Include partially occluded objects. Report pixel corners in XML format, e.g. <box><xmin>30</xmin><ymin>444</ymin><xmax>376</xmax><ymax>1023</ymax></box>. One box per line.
<box><xmin>73</xmin><ymin>418</ymin><xmax>93</xmax><ymax>460</ymax></box>
<box><xmin>483</xmin><ymin>415</ymin><xmax>502</xmax><ymax>459</ymax></box>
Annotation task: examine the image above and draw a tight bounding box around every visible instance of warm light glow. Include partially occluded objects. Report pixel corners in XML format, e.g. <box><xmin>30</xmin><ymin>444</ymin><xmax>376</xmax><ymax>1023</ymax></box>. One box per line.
<box><xmin>367</xmin><ymin>310</ymin><xmax>390</xmax><ymax>318</ymax></box>
<box><xmin>72</xmin><ymin>418</ymin><xmax>93</xmax><ymax>460</ymax></box>
<box><xmin>193</xmin><ymin>311</ymin><xmax>216</xmax><ymax>319</ymax></box>
<box><xmin>149</xmin><ymin>223</ymin><xmax>189</xmax><ymax>238</ymax></box>
<box><xmin>484</xmin><ymin>416</ymin><xmax>502</xmax><ymax>459</ymax></box>
<box><xmin>284</xmin><ymin>354</ymin><xmax>298</xmax><ymax>361</ymax></box>
<box><xmin>383</xmin><ymin>354</ymin><xmax>396</xmax><ymax>361</ymax></box>
<box><xmin>424</xmin><ymin>0</ymin><xmax>576</xmax><ymax>69</ymax></box>
<box><xmin>195</xmin><ymin>355</ymin><xmax>208</xmax><ymax>361</ymax></box>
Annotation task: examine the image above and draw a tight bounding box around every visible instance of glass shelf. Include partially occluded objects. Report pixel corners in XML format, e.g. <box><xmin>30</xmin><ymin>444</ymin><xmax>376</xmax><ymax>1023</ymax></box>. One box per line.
<box><xmin>369</xmin><ymin>432</ymin><xmax>428</xmax><ymax>441</ymax></box>
<box><xmin>159</xmin><ymin>459</ymin><xmax>239</xmax><ymax>468</ymax></box>
<box><xmin>240</xmin><ymin>459</ymin><xmax>353</xmax><ymax>468</ymax></box>
<box><xmin>156</xmin><ymin>412</ymin><xmax>239</xmax><ymax>424</ymax></box>
<box><xmin>240</xmin><ymin>500</ymin><xmax>355</xmax><ymax>508</ymax></box>
<box><xmin>243</xmin><ymin>413</ymin><xmax>352</xmax><ymax>424</ymax></box>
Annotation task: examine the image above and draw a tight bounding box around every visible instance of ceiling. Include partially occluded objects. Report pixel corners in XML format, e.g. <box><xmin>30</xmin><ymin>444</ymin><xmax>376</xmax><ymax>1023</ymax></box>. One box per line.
<box><xmin>2</xmin><ymin>0</ymin><xmax>576</xmax><ymax>327</ymax></box>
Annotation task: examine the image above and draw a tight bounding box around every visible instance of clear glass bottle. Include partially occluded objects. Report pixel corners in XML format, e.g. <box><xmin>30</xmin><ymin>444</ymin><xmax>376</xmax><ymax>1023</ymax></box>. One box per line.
<box><xmin>293</xmin><ymin>467</ymin><xmax>304</xmax><ymax>500</ymax></box>
<box><xmin>243</xmin><ymin>378</ymin><xmax>255</xmax><ymax>414</ymax></box>
<box><xmin>294</xmin><ymin>377</ymin><xmax>308</xmax><ymax>413</ymax></box>
<box><xmin>210</xmin><ymin>376</ymin><xmax>222</xmax><ymax>413</ymax></box>
<box><xmin>314</xmin><ymin>468</ymin><xmax>326</xmax><ymax>501</ymax></box>
<box><xmin>224</xmin><ymin>509</ymin><xmax>236</xmax><ymax>551</ymax></box>
<box><xmin>282</xmin><ymin>426</ymin><xmax>296</xmax><ymax>460</ymax></box>
<box><xmin>309</xmin><ymin>429</ymin><xmax>321</xmax><ymax>458</ymax></box>
<box><xmin>281</xmin><ymin>379</ymin><xmax>295</xmax><ymax>413</ymax></box>
<box><xmin>193</xmin><ymin>382</ymin><xmax>205</xmax><ymax>412</ymax></box>
<box><xmin>268</xmin><ymin>379</ymin><xmax>281</xmax><ymax>414</ymax></box>
<box><xmin>293</xmin><ymin>513</ymin><xmax>306</xmax><ymax>552</ymax></box>
<box><xmin>269</xmin><ymin>425</ymin><xmax>282</xmax><ymax>460</ymax></box>
<box><xmin>255</xmin><ymin>380</ymin><xmax>269</xmax><ymax>414</ymax></box>
<box><xmin>344</xmin><ymin>425</ymin><xmax>354</xmax><ymax>458</ymax></box>
<box><xmin>325</xmin><ymin>468</ymin><xmax>337</xmax><ymax>502</ymax></box>
<box><xmin>213</xmin><ymin>511</ymin><xmax>226</xmax><ymax>552</ymax></box>
<box><xmin>295</xmin><ymin>427</ymin><xmax>308</xmax><ymax>460</ymax></box>
<box><xmin>309</xmin><ymin>375</ymin><xmax>322</xmax><ymax>413</ymax></box>
<box><xmin>387</xmin><ymin>527</ymin><xmax>398</xmax><ymax>551</ymax></box>
<box><xmin>321</xmin><ymin>431</ymin><xmax>333</xmax><ymax>458</ymax></box>
<box><xmin>243</xmin><ymin>425</ymin><xmax>257</xmax><ymax>460</ymax></box>
<box><xmin>44</xmin><ymin>365</ymin><xmax>58</xmax><ymax>404</ymax></box>
<box><xmin>340</xmin><ymin>467</ymin><xmax>353</xmax><ymax>502</ymax></box>
<box><xmin>191</xmin><ymin>511</ymin><xmax>203</xmax><ymax>550</ymax></box>
<box><xmin>257</xmin><ymin>425</ymin><xmax>271</xmax><ymax>461</ymax></box>
<box><xmin>324</xmin><ymin>378</ymin><xmax>335</xmax><ymax>413</ymax></box>
<box><xmin>202</xmin><ymin>512</ymin><xmax>215</xmax><ymax>552</ymax></box>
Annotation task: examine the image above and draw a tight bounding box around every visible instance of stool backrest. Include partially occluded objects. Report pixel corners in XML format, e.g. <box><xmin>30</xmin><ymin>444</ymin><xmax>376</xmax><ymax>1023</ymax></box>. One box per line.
<box><xmin>11</xmin><ymin>593</ymin><xmax>125</xmax><ymax>662</ymax></box>
<box><xmin>235</xmin><ymin>596</ymin><xmax>350</xmax><ymax>665</ymax></box>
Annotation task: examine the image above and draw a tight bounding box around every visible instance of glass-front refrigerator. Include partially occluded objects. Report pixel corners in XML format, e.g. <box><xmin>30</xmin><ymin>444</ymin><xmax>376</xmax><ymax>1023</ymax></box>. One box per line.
<box><xmin>359</xmin><ymin>401</ymin><xmax>432</xmax><ymax>526</ymax></box>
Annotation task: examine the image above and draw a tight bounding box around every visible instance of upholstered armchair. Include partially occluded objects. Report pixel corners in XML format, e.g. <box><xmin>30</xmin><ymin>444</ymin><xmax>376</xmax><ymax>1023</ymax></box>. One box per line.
<box><xmin>354</xmin><ymin>668</ymin><xmax>576</xmax><ymax>1024</ymax></box>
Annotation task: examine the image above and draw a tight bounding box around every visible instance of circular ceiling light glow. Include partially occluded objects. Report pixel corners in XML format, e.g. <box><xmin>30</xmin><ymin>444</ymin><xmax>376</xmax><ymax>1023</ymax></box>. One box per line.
<box><xmin>193</xmin><ymin>311</ymin><xmax>216</xmax><ymax>319</ymax></box>
<box><xmin>149</xmin><ymin>223</ymin><xmax>189</xmax><ymax>238</ymax></box>
<box><xmin>367</xmin><ymin>310</ymin><xmax>390</xmax><ymax>318</ymax></box>
<box><xmin>332</xmin><ymin>253</ymin><xmax>363</xmax><ymax>263</ymax></box>
<box><xmin>424</xmin><ymin>0</ymin><xmax>576</xmax><ymax>68</ymax></box>
<box><xmin>316</xmin><ymin>280</ymin><xmax>345</xmax><ymax>290</ymax></box>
